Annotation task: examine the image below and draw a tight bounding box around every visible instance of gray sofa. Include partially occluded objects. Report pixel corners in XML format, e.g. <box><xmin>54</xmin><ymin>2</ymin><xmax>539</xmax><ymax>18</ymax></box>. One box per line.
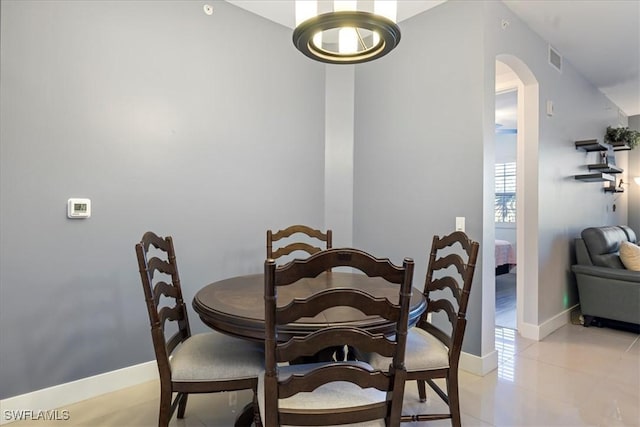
<box><xmin>571</xmin><ymin>225</ymin><xmax>640</xmax><ymax>327</ymax></box>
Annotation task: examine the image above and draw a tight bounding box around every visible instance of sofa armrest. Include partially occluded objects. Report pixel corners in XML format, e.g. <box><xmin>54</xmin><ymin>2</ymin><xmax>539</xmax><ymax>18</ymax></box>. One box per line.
<box><xmin>571</xmin><ymin>264</ymin><xmax>640</xmax><ymax>283</ymax></box>
<box><xmin>572</xmin><ymin>264</ymin><xmax>640</xmax><ymax>325</ymax></box>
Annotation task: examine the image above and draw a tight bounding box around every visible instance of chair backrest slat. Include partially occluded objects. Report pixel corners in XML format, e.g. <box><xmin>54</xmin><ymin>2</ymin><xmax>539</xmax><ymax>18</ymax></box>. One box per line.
<box><xmin>278</xmin><ymin>363</ymin><xmax>393</xmax><ymax>398</ymax></box>
<box><xmin>276</xmin><ymin>288</ymin><xmax>401</xmax><ymax>324</ymax></box>
<box><xmin>152</xmin><ymin>281</ymin><xmax>180</xmax><ymax>306</ymax></box>
<box><xmin>267</xmin><ymin>224</ymin><xmax>332</xmax><ymax>262</ymax></box>
<box><xmin>277</xmin><ymin>328</ymin><xmax>397</xmax><ymax>362</ymax></box>
<box><xmin>428</xmin><ymin>276</ymin><xmax>462</xmax><ymax>301</ymax></box>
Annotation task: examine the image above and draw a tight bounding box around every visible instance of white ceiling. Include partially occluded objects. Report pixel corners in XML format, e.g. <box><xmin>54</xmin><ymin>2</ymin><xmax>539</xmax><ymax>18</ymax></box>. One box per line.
<box><xmin>225</xmin><ymin>0</ymin><xmax>640</xmax><ymax>117</ymax></box>
<box><xmin>503</xmin><ymin>0</ymin><xmax>639</xmax><ymax>117</ymax></box>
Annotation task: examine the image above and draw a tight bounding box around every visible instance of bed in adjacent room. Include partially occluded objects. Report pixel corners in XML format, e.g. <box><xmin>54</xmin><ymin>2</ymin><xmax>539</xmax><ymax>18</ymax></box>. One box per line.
<box><xmin>495</xmin><ymin>239</ymin><xmax>516</xmax><ymax>275</ymax></box>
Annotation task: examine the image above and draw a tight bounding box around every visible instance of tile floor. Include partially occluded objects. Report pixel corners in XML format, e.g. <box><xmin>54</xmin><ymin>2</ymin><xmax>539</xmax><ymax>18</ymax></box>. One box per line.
<box><xmin>495</xmin><ymin>272</ymin><xmax>516</xmax><ymax>330</ymax></box>
<box><xmin>6</xmin><ymin>324</ymin><xmax>639</xmax><ymax>427</ymax></box>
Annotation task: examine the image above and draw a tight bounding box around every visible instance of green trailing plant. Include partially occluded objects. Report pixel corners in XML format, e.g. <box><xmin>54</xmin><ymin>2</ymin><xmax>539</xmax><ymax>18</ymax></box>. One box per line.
<box><xmin>604</xmin><ymin>126</ymin><xmax>640</xmax><ymax>149</ymax></box>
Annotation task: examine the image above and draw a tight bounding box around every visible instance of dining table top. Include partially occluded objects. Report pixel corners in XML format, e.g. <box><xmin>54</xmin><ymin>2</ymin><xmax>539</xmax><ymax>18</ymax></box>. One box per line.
<box><xmin>192</xmin><ymin>271</ymin><xmax>426</xmax><ymax>342</ymax></box>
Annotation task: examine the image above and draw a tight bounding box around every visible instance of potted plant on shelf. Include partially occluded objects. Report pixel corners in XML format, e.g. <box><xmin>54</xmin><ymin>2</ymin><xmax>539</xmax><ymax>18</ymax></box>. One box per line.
<box><xmin>604</xmin><ymin>126</ymin><xmax>640</xmax><ymax>150</ymax></box>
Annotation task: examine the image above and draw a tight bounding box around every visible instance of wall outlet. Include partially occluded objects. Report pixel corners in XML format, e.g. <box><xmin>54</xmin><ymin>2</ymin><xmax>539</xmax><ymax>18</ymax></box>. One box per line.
<box><xmin>228</xmin><ymin>391</ymin><xmax>237</xmax><ymax>407</ymax></box>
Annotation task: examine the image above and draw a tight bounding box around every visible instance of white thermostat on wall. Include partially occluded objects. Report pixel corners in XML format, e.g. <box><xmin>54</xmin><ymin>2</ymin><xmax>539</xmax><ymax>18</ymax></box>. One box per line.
<box><xmin>67</xmin><ymin>198</ymin><xmax>91</xmax><ymax>218</ymax></box>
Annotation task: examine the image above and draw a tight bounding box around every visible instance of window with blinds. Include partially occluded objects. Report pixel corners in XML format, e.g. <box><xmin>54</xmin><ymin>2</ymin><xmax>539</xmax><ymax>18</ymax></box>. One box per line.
<box><xmin>495</xmin><ymin>162</ymin><xmax>516</xmax><ymax>223</ymax></box>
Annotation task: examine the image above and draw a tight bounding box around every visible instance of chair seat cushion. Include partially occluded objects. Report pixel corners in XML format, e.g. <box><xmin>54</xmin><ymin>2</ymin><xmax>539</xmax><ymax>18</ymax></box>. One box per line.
<box><xmin>258</xmin><ymin>361</ymin><xmax>386</xmax><ymax>427</ymax></box>
<box><xmin>367</xmin><ymin>327</ymin><xmax>450</xmax><ymax>372</ymax></box>
<box><xmin>171</xmin><ymin>332</ymin><xmax>264</xmax><ymax>382</ymax></box>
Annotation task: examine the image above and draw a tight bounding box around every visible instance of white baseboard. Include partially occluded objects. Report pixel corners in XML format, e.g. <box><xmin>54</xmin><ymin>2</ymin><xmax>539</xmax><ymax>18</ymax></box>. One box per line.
<box><xmin>0</xmin><ymin>361</ymin><xmax>158</xmax><ymax>425</ymax></box>
<box><xmin>518</xmin><ymin>304</ymin><xmax>578</xmax><ymax>341</ymax></box>
<box><xmin>459</xmin><ymin>349</ymin><xmax>498</xmax><ymax>376</ymax></box>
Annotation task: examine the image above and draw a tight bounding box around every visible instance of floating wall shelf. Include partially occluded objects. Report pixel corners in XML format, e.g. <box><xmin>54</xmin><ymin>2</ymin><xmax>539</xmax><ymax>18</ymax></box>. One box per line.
<box><xmin>587</xmin><ymin>163</ymin><xmax>623</xmax><ymax>174</ymax></box>
<box><xmin>574</xmin><ymin>172</ymin><xmax>615</xmax><ymax>183</ymax></box>
<box><xmin>604</xmin><ymin>186</ymin><xmax>624</xmax><ymax>193</ymax></box>
<box><xmin>574</xmin><ymin>139</ymin><xmax>624</xmax><ymax>183</ymax></box>
<box><xmin>608</xmin><ymin>142</ymin><xmax>631</xmax><ymax>151</ymax></box>
<box><xmin>575</xmin><ymin>139</ymin><xmax>608</xmax><ymax>152</ymax></box>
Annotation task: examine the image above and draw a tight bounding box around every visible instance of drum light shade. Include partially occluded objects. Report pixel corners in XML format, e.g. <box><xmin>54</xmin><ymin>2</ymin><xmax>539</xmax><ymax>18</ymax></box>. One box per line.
<box><xmin>293</xmin><ymin>0</ymin><xmax>401</xmax><ymax>64</ymax></box>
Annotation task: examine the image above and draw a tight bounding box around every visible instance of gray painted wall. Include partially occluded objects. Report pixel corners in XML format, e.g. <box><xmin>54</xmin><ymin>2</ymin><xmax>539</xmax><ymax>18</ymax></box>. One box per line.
<box><xmin>352</xmin><ymin>0</ymin><xmax>624</xmax><ymax>356</ymax></box>
<box><xmin>483</xmin><ymin>0</ymin><xmax>626</xmax><ymax>325</ymax></box>
<box><xmin>353</xmin><ymin>0</ymin><xmax>486</xmax><ymax>355</ymax></box>
<box><xmin>0</xmin><ymin>0</ymin><xmax>325</xmax><ymax>399</ymax></box>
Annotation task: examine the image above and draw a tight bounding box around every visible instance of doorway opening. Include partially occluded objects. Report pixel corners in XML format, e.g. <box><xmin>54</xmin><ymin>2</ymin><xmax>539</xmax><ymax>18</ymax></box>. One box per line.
<box><xmin>494</xmin><ymin>83</ymin><xmax>517</xmax><ymax>330</ymax></box>
<box><xmin>492</xmin><ymin>55</ymin><xmax>540</xmax><ymax>340</ymax></box>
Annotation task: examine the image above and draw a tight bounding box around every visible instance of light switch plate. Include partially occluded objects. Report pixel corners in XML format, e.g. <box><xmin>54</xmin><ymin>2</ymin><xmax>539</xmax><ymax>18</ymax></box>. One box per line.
<box><xmin>455</xmin><ymin>217</ymin><xmax>465</xmax><ymax>232</ymax></box>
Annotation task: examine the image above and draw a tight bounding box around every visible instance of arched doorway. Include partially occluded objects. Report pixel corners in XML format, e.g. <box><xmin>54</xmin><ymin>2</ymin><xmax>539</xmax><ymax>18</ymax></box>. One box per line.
<box><xmin>495</xmin><ymin>55</ymin><xmax>540</xmax><ymax>340</ymax></box>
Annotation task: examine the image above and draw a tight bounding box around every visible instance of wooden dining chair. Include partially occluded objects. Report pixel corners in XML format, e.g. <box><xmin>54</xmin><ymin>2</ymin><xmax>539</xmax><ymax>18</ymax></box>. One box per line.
<box><xmin>266</xmin><ymin>224</ymin><xmax>332</xmax><ymax>262</ymax></box>
<box><xmin>135</xmin><ymin>231</ymin><xmax>264</xmax><ymax>427</ymax></box>
<box><xmin>259</xmin><ymin>248</ymin><xmax>415</xmax><ymax>427</ymax></box>
<box><xmin>367</xmin><ymin>231</ymin><xmax>479</xmax><ymax>427</ymax></box>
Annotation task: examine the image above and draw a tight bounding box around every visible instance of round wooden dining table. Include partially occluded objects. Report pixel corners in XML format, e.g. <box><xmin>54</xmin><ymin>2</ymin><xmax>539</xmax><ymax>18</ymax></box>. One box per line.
<box><xmin>192</xmin><ymin>271</ymin><xmax>427</xmax><ymax>342</ymax></box>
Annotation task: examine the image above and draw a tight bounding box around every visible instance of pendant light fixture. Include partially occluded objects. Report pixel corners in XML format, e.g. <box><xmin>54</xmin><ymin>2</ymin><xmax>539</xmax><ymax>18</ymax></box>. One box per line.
<box><xmin>293</xmin><ymin>0</ymin><xmax>401</xmax><ymax>64</ymax></box>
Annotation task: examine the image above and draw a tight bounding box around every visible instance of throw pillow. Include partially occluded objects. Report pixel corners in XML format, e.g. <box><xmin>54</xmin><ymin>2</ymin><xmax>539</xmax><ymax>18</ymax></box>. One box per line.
<box><xmin>619</xmin><ymin>241</ymin><xmax>640</xmax><ymax>271</ymax></box>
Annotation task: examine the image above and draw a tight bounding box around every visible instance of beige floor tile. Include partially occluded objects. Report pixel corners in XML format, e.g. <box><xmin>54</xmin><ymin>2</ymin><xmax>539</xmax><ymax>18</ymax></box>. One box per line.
<box><xmin>608</xmin><ymin>351</ymin><xmax>640</xmax><ymax>389</ymax></box>
<box><xmin>6</xmin><ymin>324</ymin><xmax>638</xmax><ymax>427</ymax></box>
<box><xmin>518</xmin><ymin>325</ymin><xmax>637</xmax><ymax>378</ymax></box>
<box><xmin>188</xmin><ymin>390</ymin><xmax>255</xmax><ymax>427</ymax></box>
<box><xmin>497</xmin><ymin>355</ymin><xmax>601</xmax><ymax>407</ymax></box>
<box><xmin>64</xmin><ymin>400</ymin><xmax>166</xmax><ymax>427</ymax></box>
<box><xmin>63</xmin><ymin>380</ymin><xmax>159</xmax><ymax>425</ymax></box>
<box><xmin>495</xmin><ymin>326</ymin><xmax>537</xmax><ymax>360</ymax></box>
<box><xmin>625</xmin><ymin>336</ymin><xmax>640</xmax><ymax>356</ymax></box>
<box><xmin>380</xmin><ymin>379</ymin><xmax>492</xmax><ymax>427</ymax></box>
<box><xmin>578</xmin><ymin>377</ymin><xmax>640</xmax><ymax>427</ymax></box>
<box><xmin>462</xmin><ymin>377</ymin><xmax>596</xmax><ymax>427</ymax></box>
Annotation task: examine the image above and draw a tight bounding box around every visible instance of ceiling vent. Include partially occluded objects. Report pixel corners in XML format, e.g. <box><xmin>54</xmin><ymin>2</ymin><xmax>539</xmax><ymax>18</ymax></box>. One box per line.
<box><xmin>548</xmin><ymin>45</ymin><xmax>562</xmax><ymax>72</ymax></box>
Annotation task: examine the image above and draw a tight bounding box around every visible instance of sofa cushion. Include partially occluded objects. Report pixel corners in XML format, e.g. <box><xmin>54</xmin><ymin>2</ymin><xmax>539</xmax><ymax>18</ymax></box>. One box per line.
<box><xmin>581</xmin><ymin>226</ymin><xmax>627</xmax><ymax>268</ymax></box>
<box><xmin>619</xmin><ymin>225</ymin><xmax>638</xmax><ymax>244</ymax></box>
<box><xmin>620</xmin><ymin>241</ymin><xmax>640</xmax><ymax>271</ymax></box>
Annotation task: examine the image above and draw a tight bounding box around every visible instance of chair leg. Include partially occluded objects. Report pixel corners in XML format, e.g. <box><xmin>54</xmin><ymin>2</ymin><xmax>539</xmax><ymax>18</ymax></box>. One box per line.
<box><xmin>158</xmin><ymin>387</ymin><xmax>172</xmax><ymax>427</ymax></box>
<box><xmin>416</xmin><ymin>380</ymin><xmax>427</xmax><ymax>403</ymax></box>
<box><xmin>177</xmin><ymin>393</ymin><xmax>189</xmax><ymax>419</ymax></box>
<box><xmin>447</xmin><ymin>376</ymin><xmax>461</xmax><ymax>427</ymax></box>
